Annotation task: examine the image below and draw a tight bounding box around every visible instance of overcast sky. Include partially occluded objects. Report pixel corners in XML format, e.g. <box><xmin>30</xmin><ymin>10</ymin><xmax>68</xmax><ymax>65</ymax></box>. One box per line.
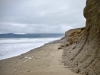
<box><xmin>0</xmin><ymin>0</ymin><xmax>86</xmax><ymax>33</ymax></box>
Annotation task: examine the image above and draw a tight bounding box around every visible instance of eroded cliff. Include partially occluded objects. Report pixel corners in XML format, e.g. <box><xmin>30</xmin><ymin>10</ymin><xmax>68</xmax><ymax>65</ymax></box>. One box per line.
<box><xmin>62</xmin><ymin>0</ymin><xmax>100</xmax><ymax>75</ymax></box>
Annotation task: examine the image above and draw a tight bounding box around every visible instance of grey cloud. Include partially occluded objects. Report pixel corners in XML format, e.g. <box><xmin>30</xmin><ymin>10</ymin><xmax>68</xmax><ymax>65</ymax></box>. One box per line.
<box><xmin>0</xmin><ymin>0</ymin><xmax>86</xmax><ymax>33</ymax></box>
<box><xmin>0</xmin><ymin>22</ymin><xmax>73</xmax><ymax>33</ymax></box>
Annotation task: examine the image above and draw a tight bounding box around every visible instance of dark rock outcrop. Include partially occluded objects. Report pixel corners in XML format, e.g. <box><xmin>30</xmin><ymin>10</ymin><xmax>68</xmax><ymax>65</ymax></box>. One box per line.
<box><xmin>62</xmin><ymin>0</ymin><xmax>100</xmax><ymax>75</ymax></box>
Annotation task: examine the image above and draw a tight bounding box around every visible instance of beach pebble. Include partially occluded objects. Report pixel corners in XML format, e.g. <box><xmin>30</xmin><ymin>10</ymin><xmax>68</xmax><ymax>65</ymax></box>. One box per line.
<box><xmin>24</xmin><ymin>56</ymin><xmax>33</xmax><ymax>60</ymax></box>
<box><xmin>24</xmin><ymin>56</ymin><xmax>28</xmax><ymax>58</ymax></box>
<box><xmin>28</xmin><ymin>57</ymin><xmax>32</xmax><ymax>60</ymax></box>
<box><xmin>24</xmin><ymin>60</ymin><xmax>27</xmax><ymax>62</ymax></box>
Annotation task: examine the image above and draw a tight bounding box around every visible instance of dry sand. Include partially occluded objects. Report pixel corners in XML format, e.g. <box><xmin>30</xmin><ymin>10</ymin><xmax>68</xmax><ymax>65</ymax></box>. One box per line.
<box><xmin>0</xmin><ymin>43</ymin><xmax>81</xmax><ymax>75</ymax></box>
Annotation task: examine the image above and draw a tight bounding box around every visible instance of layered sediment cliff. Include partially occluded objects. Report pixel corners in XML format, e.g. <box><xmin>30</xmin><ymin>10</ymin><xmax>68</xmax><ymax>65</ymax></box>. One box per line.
<box><xmin>62</xmin><ymin>0</ymin><xmax>100</xmax><ymax>75</ymax></box>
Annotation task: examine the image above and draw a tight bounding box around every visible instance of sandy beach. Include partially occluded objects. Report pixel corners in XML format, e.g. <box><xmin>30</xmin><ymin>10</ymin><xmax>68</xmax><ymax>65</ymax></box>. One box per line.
<box><xmin>0</xmin><ymin>42</ymin><xmax>81</xmax><ymax>75</ymax></box>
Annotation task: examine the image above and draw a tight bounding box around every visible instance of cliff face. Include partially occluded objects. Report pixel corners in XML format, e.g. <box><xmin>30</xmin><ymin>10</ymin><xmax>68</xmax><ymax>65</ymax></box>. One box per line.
<box><xmin>62</xmin><ymin>0</ymin><xmax>100</xmax><ymax>75</ymax></box>
<box><xmin>84</xmin><ymin>0</ymin><xmax>100</xmax><ymax>40</ymax></box>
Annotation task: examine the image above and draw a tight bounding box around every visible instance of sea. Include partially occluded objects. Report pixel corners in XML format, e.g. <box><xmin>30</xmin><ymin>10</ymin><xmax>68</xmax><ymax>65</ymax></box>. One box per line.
<box><xmin>0</xmin><ymin>34</ymin><xmax>64</xmax><ymax>60</ymax></box>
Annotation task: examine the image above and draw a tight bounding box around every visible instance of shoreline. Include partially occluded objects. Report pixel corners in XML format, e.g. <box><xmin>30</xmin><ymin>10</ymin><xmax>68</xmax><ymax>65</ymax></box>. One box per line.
<box><xmin>0</xmin><ymin>38</ymin><xmax>61</xmax><ymax>61</ymax></box>
<box><xmin>0</xmin><ymin>40</ymin><xmax>81</xmax><ymax>75</ymax></box>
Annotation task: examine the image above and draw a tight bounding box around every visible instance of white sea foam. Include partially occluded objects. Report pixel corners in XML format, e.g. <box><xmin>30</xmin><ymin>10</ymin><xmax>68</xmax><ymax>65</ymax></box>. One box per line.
<box><xmin>0</xmin><ymin>38</ymin><xmax>60</xmax><ymax>60</ymax></box>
